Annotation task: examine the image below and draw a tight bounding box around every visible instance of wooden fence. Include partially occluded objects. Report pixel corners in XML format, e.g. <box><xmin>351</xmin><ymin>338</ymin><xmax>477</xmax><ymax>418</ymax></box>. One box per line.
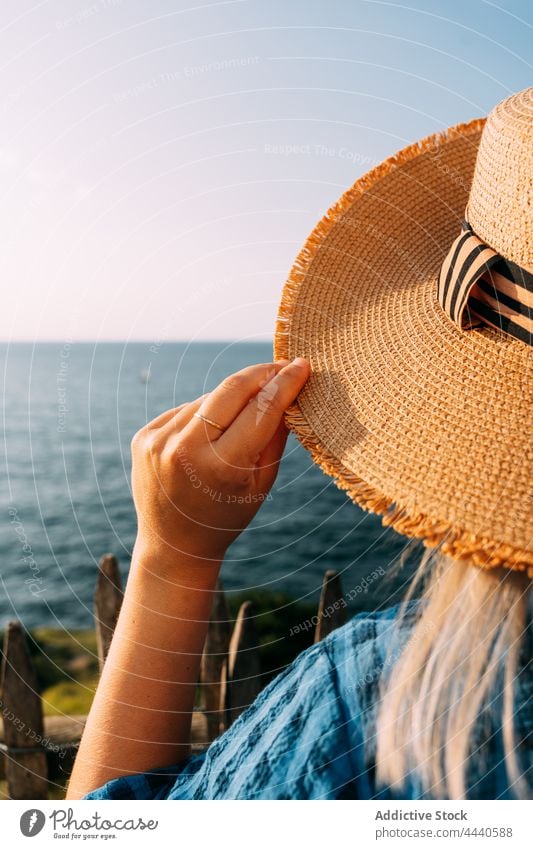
<box><xmin>0</xmin><ymin>554</ymin><xmax>346</xmax><ymax>800</ymax></box>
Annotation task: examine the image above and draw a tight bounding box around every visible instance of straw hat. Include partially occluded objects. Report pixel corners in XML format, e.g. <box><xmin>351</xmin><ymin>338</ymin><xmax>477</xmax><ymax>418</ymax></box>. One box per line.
<box><xmin>274</xmin><ymin>87</ymin><xmax>533</xmax><ymax>577</ymax></box>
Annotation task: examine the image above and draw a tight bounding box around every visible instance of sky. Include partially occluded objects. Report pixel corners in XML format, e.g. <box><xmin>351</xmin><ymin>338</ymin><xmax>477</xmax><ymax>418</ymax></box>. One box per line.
<box><xmin>1</xmin><ymin>0</ymin><xmax>531</xmax><ymax>343</ymax></box>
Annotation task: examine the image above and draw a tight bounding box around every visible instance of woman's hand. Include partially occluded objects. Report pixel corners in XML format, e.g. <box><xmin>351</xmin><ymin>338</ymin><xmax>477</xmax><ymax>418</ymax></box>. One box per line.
<box><xmin>131</xmin><ymin>358</ymin><xmax>310</xmax><ymax>564</ymax></box>
<box><xmin>68</xmin><ymin>357</ymin><xmax>310</xmax><ymax>797</ymax></box>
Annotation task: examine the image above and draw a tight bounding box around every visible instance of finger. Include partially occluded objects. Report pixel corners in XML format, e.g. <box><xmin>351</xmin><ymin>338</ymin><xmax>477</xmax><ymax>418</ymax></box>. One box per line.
<box><xmin>154</xmin><ymin>395</ymin><xmax>208</xmax><ymax>447</ymax></box>
<box><xmin>147</xmin><ymin>394</ymin><xmax>210</xmax><ymax>431</ymax></box>
<box><xmin>218</xmin><ymin>358</ymin><xmax>310</xmax><ymax>463</ymax></box>
<box><xmin>255</xmin><ymin>420</ymin><xmax>289</xmax><ymax>489</ymax></box>
<box><xmin>183</xmin><ymin>361</ymin><xmax>289</xmax><ymax>443</ymax></box>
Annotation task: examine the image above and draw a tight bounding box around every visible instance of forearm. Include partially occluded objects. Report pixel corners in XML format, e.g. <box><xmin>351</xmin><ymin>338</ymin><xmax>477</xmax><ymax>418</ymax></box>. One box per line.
<box><xmin>67</xmin><ymin>542</ymin><xmax>221</xmax><ymax>799</ymax></box>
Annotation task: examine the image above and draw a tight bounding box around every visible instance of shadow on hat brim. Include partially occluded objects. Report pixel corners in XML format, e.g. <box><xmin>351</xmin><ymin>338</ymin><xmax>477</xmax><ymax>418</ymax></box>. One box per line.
<box><xmin>274</xmin><ymin>117</ymin><xmax>533</xmax><ymax>577</ymax></box>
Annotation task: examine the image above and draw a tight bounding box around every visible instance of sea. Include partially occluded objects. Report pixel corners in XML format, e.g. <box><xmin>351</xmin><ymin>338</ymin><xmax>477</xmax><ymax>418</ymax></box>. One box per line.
<box><xmin>1</xmin><ymin>342</ymin><xmax>415</xmax><ymax>630</ymax></box>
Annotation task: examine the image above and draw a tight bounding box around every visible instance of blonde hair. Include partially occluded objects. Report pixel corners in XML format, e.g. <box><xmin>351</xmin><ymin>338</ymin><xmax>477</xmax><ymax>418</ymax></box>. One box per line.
<box><xmin>375</xmin><ymin>550</ymin><xmax>531</xmax><ymax>799</ymax></box>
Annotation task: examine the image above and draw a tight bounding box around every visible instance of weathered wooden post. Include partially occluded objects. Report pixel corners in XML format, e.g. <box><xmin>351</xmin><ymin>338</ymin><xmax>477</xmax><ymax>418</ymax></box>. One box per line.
<box><xmin>200</xmin><ymin>578</ymin><xmax>231</xmax><ymax>741</ymax></box>
<box><xmin>314</xmin><ymin>570</ymin><xmax>346</xmax><ymax>643</ymax></box>
<box><xmin>224</xmin><ymin>601</ymin><xmax>262</xmax><ymax>726</ymax></box>
<box><xmin>0</xmin><ymin>621</ymin><xmax>48</xmax><ymax>799</ymax></box>
<box><xmin>94</xmin><ymin>553</ymin><xmax>123</xmax><ymax>672</ymax></box>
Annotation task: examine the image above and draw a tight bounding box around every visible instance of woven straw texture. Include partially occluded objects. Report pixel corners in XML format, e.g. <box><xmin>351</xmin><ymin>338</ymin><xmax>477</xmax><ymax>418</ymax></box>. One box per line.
<box><xmin>274</xmin><ymin>94</ymin><xmax>533</xmax><ymax>576</ymax></box>
<box><xmin>468</xmin><ymin>87</ymin><xmax>533</xmax><ymax>271</ymax></box>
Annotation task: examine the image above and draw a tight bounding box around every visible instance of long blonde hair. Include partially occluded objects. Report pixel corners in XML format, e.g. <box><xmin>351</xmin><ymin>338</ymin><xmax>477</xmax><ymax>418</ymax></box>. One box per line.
<box><xmin>375</xmin><ymin>550</ymin><xmax>531</xmax><ymax>799</ymax></box>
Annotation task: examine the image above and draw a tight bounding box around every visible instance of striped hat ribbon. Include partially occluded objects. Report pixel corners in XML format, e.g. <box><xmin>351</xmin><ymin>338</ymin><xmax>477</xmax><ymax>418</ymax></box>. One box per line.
<box><xmin>437</xmin><ymin>220</ymin><xmax>533</xmax><ymax>346</ymax></box>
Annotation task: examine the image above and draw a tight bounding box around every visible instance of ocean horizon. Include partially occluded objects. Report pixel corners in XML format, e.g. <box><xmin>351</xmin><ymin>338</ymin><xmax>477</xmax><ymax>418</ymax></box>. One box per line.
<box><xmin>1</xmin><ymin>341</ymin><xmax>412</xmax><ymax>630</ymax></box>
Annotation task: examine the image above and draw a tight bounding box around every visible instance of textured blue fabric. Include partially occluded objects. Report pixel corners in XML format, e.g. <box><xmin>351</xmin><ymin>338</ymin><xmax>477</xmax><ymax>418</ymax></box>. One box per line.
<box><xmin>84</xmin><ymin>601</ymin><xmax>532</xmax><ymax>800</ymax></box>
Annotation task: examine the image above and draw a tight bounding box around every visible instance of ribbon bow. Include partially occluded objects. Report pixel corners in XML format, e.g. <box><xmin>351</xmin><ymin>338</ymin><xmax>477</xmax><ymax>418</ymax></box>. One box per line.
<box><xmin>437</xmin><ymin>221</ymin><xmax>532</xmax><ymax>346</ymax></box>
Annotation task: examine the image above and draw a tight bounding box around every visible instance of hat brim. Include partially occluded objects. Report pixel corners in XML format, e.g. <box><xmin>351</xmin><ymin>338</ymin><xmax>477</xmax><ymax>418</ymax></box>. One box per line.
<box><xmin>274</xmin><ymin>118</ymin><xmax>533</xmax><ymax>575</ymax></box>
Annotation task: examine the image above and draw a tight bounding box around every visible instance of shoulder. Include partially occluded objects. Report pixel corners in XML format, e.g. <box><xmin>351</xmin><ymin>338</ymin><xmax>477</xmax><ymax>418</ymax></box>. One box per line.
<box><xmin>224</xmin><ymin>600</ymin><xmax>421</xmax><ymax>739</ymax></box>
<box><xmin>304</xmin><ymin>600</ymin><xmax>421</xmax><ymax>798</ymax></box>
<box><xmin>169</xmin><ymin>611</ymin><xmax>412</xmax><ymax>800</ymax></box>
<box><xmin>318</xmin><ymin>600</ymin><xmax>420</xmax><ymax>745</ymax></box>
<box><xmin>166</xmin><ymin>633</ymin><xmax>351</xmax><ymax>799</ymax></box>
<box><xmin>242</xmin><ymin>600</ymin><xmax>420</xmax><ymax>724</ymax></box>
<box><xmin>84</xmin><ymin>602</ymin><xmax>421</xmax><ymax>800</ymax></box>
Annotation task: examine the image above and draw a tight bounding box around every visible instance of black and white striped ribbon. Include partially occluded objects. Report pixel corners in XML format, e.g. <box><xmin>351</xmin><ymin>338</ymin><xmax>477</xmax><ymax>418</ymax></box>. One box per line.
<box><xmin>437</xmin><ymin>221</ymin><xmax>533</xmax><ymax>346</ymax></box>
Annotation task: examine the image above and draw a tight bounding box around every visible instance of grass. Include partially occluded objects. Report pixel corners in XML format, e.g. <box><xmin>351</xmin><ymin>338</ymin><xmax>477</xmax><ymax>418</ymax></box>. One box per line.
<box><xmin>0</xmin><ymin>778</ymin><xmax>68</xmax><ymax>801</ymax></box>
<box><xmin>27</xmin><ymin>627</ymin><xmax>100</xmax><ymax>717</ymax></box>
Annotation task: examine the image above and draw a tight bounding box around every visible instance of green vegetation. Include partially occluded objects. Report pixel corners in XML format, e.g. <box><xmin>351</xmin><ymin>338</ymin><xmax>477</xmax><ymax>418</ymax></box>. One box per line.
<box><xmin>24</xmin><ymin>627</ymin><xmax>100</xmax><ymax>717</ymax></box>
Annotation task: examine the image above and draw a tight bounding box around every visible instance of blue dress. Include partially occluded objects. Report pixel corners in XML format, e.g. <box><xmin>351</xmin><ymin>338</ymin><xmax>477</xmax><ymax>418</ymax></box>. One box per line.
<box><xmin>84</xmin><ymin>601</ymin><xmax>532</xmax><ymax>800</ymax></box>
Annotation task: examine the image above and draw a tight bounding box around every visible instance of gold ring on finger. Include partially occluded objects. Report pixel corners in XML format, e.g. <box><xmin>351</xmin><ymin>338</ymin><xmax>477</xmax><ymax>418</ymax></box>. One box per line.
<box><xmin>194</xmin><ymin>412</ymin><xmax>226</xmax><ymax>433</ymax></box>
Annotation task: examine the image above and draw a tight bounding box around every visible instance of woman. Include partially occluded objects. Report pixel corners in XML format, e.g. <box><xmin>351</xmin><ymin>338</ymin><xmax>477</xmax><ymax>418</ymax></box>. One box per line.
<box><xmin>68</xmin><ymin>88</ymin><xmax>532</xmax><ymax>800</ymax></box>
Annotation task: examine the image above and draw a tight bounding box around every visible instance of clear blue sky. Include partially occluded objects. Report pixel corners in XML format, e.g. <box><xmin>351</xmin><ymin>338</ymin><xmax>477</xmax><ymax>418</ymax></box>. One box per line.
<box><xmin>1</xmin><ymin>0</ymin><xmax>531</xmax><ymax>342</ymax></box>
